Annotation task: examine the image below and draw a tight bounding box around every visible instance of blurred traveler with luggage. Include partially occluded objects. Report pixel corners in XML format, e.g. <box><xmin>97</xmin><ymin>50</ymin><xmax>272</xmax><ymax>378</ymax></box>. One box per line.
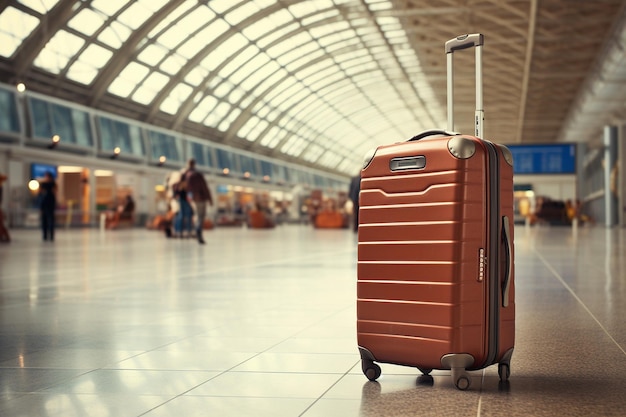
<box><xmin>106</xmin><ymin>194</ymin><xmax>135</xmax><ymax>229</ymax></box>
<box><xmin>173</xmin><ymin>179</ymin><xmax>193</xmax><ymax>238</ymax></box>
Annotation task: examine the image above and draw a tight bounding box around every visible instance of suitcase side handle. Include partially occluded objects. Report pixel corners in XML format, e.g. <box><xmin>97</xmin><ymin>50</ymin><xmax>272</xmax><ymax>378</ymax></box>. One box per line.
<box><xmin>502</xmin><ymin>216</ymin><xmax>513</xmax><ymax>308</ymax></box>
<box><xmin>408</xmin><ymin>129</ymin><xmax>456</xmax><ymax>141</ymax></box>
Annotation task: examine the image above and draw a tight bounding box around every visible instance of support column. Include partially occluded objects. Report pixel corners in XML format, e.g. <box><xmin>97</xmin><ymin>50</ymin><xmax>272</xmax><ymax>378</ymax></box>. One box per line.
<box><xmin>604</xmin><ymin>125</ymin><xmax>618</xmax><ymax>227</ymax></box>
<box><xmin>617</xmin><ymin>125</ymin><xmax>626</xmax><ymax>227</ymax></box>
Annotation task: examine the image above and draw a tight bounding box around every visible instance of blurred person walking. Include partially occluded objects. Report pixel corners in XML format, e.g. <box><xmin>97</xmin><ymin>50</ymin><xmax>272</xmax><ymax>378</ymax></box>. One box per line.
<box><xmin>182</xmin><ymin>158</ymin><xmax>213</xmax><ymax>244</ymax></box>
<box><xmin>38</xmin><ymin>171</ymin><xmax>57</xmax><ymax>241</ymax></box>
<box><xmin>0</xmin><ymin>173</ymin><xmax>10</xmax><ymax>242</ymax></box>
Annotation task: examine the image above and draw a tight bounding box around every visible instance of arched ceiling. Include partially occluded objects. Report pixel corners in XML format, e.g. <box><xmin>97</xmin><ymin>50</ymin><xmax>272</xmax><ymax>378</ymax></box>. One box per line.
<box><xmin>0</xmin><ymin>0</ymin><xmax>625</xmax><ymax>177</ymax></box>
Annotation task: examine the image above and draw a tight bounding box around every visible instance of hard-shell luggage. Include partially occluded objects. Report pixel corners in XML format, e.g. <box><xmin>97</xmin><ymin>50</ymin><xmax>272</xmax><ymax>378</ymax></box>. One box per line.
<box><xmin>356</xmin><ymin>34</ymin><xmax>515</xmax><ymax>390</ymax></box>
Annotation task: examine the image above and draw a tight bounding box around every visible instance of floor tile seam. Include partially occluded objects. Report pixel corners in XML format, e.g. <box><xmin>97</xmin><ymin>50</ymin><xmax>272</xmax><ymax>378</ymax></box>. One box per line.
<box><xmin>532</xmin><ymin>247</ymin><xmax>626</xmax><ymax>357</ymax></box>
<box><xmin>298</xmin><ymin>360</ymin><xmax>361</xmax><ymax>416</ymax></box>
<box><xmin>133</xmin><ymin>344</ymin><xmax>314</xmax><ymax>415</ymax></box>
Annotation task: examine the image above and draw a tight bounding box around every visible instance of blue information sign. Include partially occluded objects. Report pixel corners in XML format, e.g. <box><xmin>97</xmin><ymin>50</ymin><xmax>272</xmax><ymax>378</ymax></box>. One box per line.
<box><xmin>506</xmin><ymin>144</ymin><xmax>576</xmax><ymax>174</ymax></box>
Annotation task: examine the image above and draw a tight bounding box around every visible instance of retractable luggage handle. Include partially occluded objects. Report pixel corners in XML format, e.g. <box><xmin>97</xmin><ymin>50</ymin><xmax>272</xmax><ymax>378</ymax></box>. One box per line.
<box><xmin>445</xmin><ymin>34</ymin><xmax>484</xmax><ymax>138</ymax></box>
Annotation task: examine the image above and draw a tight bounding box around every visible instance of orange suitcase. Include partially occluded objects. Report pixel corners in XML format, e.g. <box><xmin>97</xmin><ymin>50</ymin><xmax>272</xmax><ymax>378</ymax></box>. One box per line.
<box><xmin>357</xmin><ymin>34</ymin><xmax>515</xmax><ymax>390</ymax></box>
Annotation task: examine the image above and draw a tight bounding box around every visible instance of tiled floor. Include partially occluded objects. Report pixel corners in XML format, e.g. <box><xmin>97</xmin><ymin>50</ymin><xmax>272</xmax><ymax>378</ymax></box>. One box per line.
<box><xmin>0</xmin><ymin>224</ymin><xmax>625</xmax><ymax>416</ymax></box>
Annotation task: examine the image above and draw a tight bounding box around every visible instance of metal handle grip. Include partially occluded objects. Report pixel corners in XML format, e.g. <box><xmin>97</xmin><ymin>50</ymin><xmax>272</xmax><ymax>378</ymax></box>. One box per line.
<box><xmin>445</xmin><ymin>34</ymin><xmax>484</xmax><ymax>54</ymax></box>
<box><xmin>501</xmin><ymin>216</ymin><xmax>512</xmax><ymax>308</ymax></box>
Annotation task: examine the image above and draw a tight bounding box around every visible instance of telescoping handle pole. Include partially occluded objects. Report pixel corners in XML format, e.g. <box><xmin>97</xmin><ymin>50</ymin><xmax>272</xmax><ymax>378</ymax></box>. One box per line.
<box><xmin>445</xmin><ymin>34</ymin><xmax>484</xmax><ymax>138</ymax></box>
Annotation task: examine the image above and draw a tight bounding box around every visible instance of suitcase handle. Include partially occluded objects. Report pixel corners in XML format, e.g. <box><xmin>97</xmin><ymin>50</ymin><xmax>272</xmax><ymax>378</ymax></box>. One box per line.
<box><xmin>446</xmin><ymin>33</ymin><xmax>484</xmax><ymax>138</ymax></box>
<box><xmin>408</xmin><ymin>129</ymin><xmax>456</xmax><ymax>142</ymax></box>
<box><xmin>502</xmin><ymin>216</ymin><xmax>512</xmax><ymax>308</ymax></box>
<box><xmin>445</xmin><ymin>34</ymin><xmax>484</xmax><ymax>53</ymax></box>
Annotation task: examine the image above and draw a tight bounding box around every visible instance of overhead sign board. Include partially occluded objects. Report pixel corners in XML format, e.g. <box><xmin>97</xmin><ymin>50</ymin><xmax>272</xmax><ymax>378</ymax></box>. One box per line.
<box><xmin>506</xmin><ymin>143</ymin><xmax>576</xmax><ymax>175</ymax></box>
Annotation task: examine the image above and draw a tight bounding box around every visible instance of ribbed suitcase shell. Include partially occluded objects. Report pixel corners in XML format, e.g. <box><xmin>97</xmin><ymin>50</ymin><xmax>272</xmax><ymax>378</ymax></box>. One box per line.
<box><xmin>357</xmin><ymin>134</ymin><xmax>515</xmax><ymax>387</ymax></box>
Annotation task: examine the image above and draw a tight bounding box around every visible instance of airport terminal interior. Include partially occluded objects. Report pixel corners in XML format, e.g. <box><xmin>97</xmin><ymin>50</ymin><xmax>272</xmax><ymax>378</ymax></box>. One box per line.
<box><xmin>0</xmin><ymin>224</ymin><xmax>625</xmax><ymax>416</ymax></box>
<box><xmin>1</xmin><ymin>0</ymin><xmax>626</xmax><ymax>416</ymax></box>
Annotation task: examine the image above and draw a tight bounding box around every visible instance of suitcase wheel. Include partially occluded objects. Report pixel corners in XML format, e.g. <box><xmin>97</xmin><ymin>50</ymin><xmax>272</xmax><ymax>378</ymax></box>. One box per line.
<box><xmin>362</xmin><ymin>361</ymin><xmax>381</xmax><ymax>381</ymax></box>
<box><xmin>417</xmin><ymin>367</ymin><xmax>432</xmax><ymax>376</ymax></box>
<box><xmin>498</xmin><ymin>363</ymin><xmax>510</xmax><ymax>382</ymax></box>
<box><xmin>454</xmin><ymin>374</ymin><xmax>471</xmax><ymax>391</ymax></box>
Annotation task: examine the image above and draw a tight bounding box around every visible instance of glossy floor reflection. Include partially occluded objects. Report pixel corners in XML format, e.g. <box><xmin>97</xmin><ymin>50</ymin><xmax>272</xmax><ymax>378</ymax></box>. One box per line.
<box><xmin>0</xmin><ymin>224</ymin><xmax>625</xmax><ymax>416</ymax></box>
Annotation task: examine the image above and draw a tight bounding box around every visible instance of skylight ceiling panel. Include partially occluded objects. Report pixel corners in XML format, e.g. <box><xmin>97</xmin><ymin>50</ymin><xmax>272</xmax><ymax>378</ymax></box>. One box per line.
<box><xmin>213</xmin><ymin>81</ymin><xmax>232</xmax><ymax>99</ymax></box>
<box><xmin>177</xmin><ymin>30</ymin><xmax>212</xmax><ymax>60</ymax></box>
<box><xmin>138</xmin><ymin>44</ymin><xmax>169</xmax><ymax>66</ymax></box>
<box><xmin>91</xmin><ymin>0</ymin><xmax>126</xmax><ymax>17</ymax></box>
<box><xmin>19</xmin><ymin>0</ymin><xmax>59</xmax><ymax>14</ymax></box>
<box><xmin>108</xmin><ymin>62</ymin><xmax>150</xmax><ymax>98</ymax></box>
<box><xmin>162</xmin><ymin>83</ymin><xmax>193</xmax><ymax>106</ymax></box>
<box><xmin>290</xmin><ymin>93</ymin><xmax>325</xmax><ymax>117</ymax></box>
<box><xmin>251</xmin><ymin>66</ymin><xmax>287</xmax><ymax>97</ymax></box>
<box><xmin>256</xmin><ymin>21</ymin><xmax>299</xmax><ymax>49</ymax></box>
<box><xmin>247</xmin><ymin>119</ymin><xmax>269</xmax><ymax>141</ymax></box>
<box><xmin>259</xmin><ymin>126</ymin><xmax>286</xmax><ymax>148</ymax></box>
<box><xmin>317</xmin><ymin>80</ymin><xmax>355</xmax><ymax>103</ymax></box>
<box><xmin>302</xmin><ymin>8</ymin><xmax>340</xmax><ymax>27</ymax></box>
<box><xmin>34</xmin><ymin>30</ymin><xmax>85</xmax><ymax>74</ymax></box>
<box><xmin>299</xmin><ymin>64</ymin><xmax>341</xmax><ymax>87</ymax></box>
<box><xmin>67</xmin><ymin>8</ymin><xmax>106</xmax><ymax>37</ymax></box>
<box><xmin>189</xmin><ymin>95</ymin><xmax>218</xmax><ymax>123</ymax></box>
<box><xmin>317</xmin><ymin>151</ymin><xmax>344</xmax><ymax>169</ymax></box>
<box><xmin>225</xmin><ymin>1</ymin><xmax>260</xmax><ymax>26</ymax></box>
<box><xmin>308</xmin><ymin>21</ymin><xmax>350</xmax><ymax>39</ymax></box>
<box><xmin>205</xmin><ymin>102</ymin><xmax>231</xmax><ymax>128</ymax></box>
<box><xmin>275</xmin><ymin>88</ymin><xmax>310</xmax><ymax>113</ymax></box>
<box><xmin>295</xmin><ymin>58</ymin><xmax>335</xmax><ymax>82</ymax></box>
<box><xmin>281</xmin><ymin>135</ymin><xmax>307</xmax><ymax>157</ymax></box>
<box><xmin>229</xmin><ymin>52</ymin><xmax>271</xmax><ymax>85</ymax></box>
<box><xmin>332</xmin><ymin>46</ymin><xmax>369</xmax><ymax>63</ymax></box>
<box><xmin>365</xmin><ymin>0</ymin><xmax>392</xmax><ymax>12</ymax></box>
<box><xmin>132</xmin><ymin>71</ymin><xmax>170</xmax><ymax>105</ymax></box>
<box><xmin>66</xmin><ymin>44</ymin><xmax>113</xmax><ymax>85</ymax></box>
<box><xmin>264</xmin><ymin>77</ymin><xmax>298</xmax><ymax>103</ymax></box>
<box><xmin>276</xmin><ymin>41</ymin><xmax>318</xmax><ymax>67</ymax></box>
<box><xmin>339</xmin><ymin>54</ymin><xmax>374</xmax><ymax>70</ymax></box>
<box><xmin>307</xmin><ymin>71</ymin><xmax>347</xmax><ymax>93</ymax></box>
<box><xmin>217</xmin><ymin>41</ymin><xmax>256</xmax><ymax>78</ymax></box>
<box><xmin>0</xmin><ymin>6</ymin><xmax>39</xmax><ymax>58</ymax></box>
<box><xmin>97</xmin><ymin>21</ymin><xmax>132</xmax><ymax>49</ymax></box>
<box><xmin>228</xmin><ymin>87</ymin><xmax>247</xmax><ymax>106</ymax></box>
<box><xmin>242</xmin><ymin>15</ymin><xmax>279</xmax><ymax>41</ymax></box>
<box><xmin>336</xmin><ymin>157</ymin><xmax>356</xmax><ymax>174</ymax></box>
<box><xmin>238</xmin><ymin>116</ymin><xmax>261</xmax><ymax>138</ymax></box>
<box><xmin>306</xmin><ymin>108</ymin><xmax>345</xmax><ymax>132</ymax></box>
<box><xmin>317</xmin><ymin>30</ymin><xmax>358</xmax><ymax>48</ymax></box>
<box><xmin>155</xmin><ymin>23</ymin><xmax>189</xmax><ymax>50</ymax></box>
<box><xmin>185</xmin><ymin>66</ymin><xmax>209</xmax><ymax>87</ymax></box>
<box><xmin>324</xmin><ymin>37</ymin><xmax>360</xmax><ymax>53</ymax></box>
<box><xmin>117</xmin><ymin>2</ymin><xmax>154</xmax><ymax>30</ymax></box>
<box><xmin>284</xmin><ymin>49</ymin><xmax>325</xmax><ymax>73</ymax></box>
<box><xmin>177</xmin><ymin>6</ymin><xmax>216</xmax><ymax>35</ymax></box>
<box><xmin>344</xmin><ymin>61</ymin><xmax>378</xmax><ymax>77</ymax></box>
<box><xmin>267</xmin><ymin>31</ymin><xmax>313</xmax><ymax>59</ymax></box>
<box><xmin>137</xmin><ymin>0</ymin><xmax>170</xmax><ymax>14</ymax></box>
<box><xmin>160</xmin><ymin>54</ymin><xmax>186</xmax><ymax>75</ymax></box>
<box><xmin>252</xmin><ymin>101</ymin><xmax>271</xmax><ymax>118</ymax></box>
<box><xmin>288</xmin><ymin>2</ymin><xmax>323</xmax><ymax>18</ymax></box>
<box><xmin>219</xmin><ymin>109</ymin><xmax>242</xmax><ymax>133</ymax></box>
<box><xmin>302</xmin><ymin>143</ymin><xmax>325</xmax><ymax>162</ymax></box>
